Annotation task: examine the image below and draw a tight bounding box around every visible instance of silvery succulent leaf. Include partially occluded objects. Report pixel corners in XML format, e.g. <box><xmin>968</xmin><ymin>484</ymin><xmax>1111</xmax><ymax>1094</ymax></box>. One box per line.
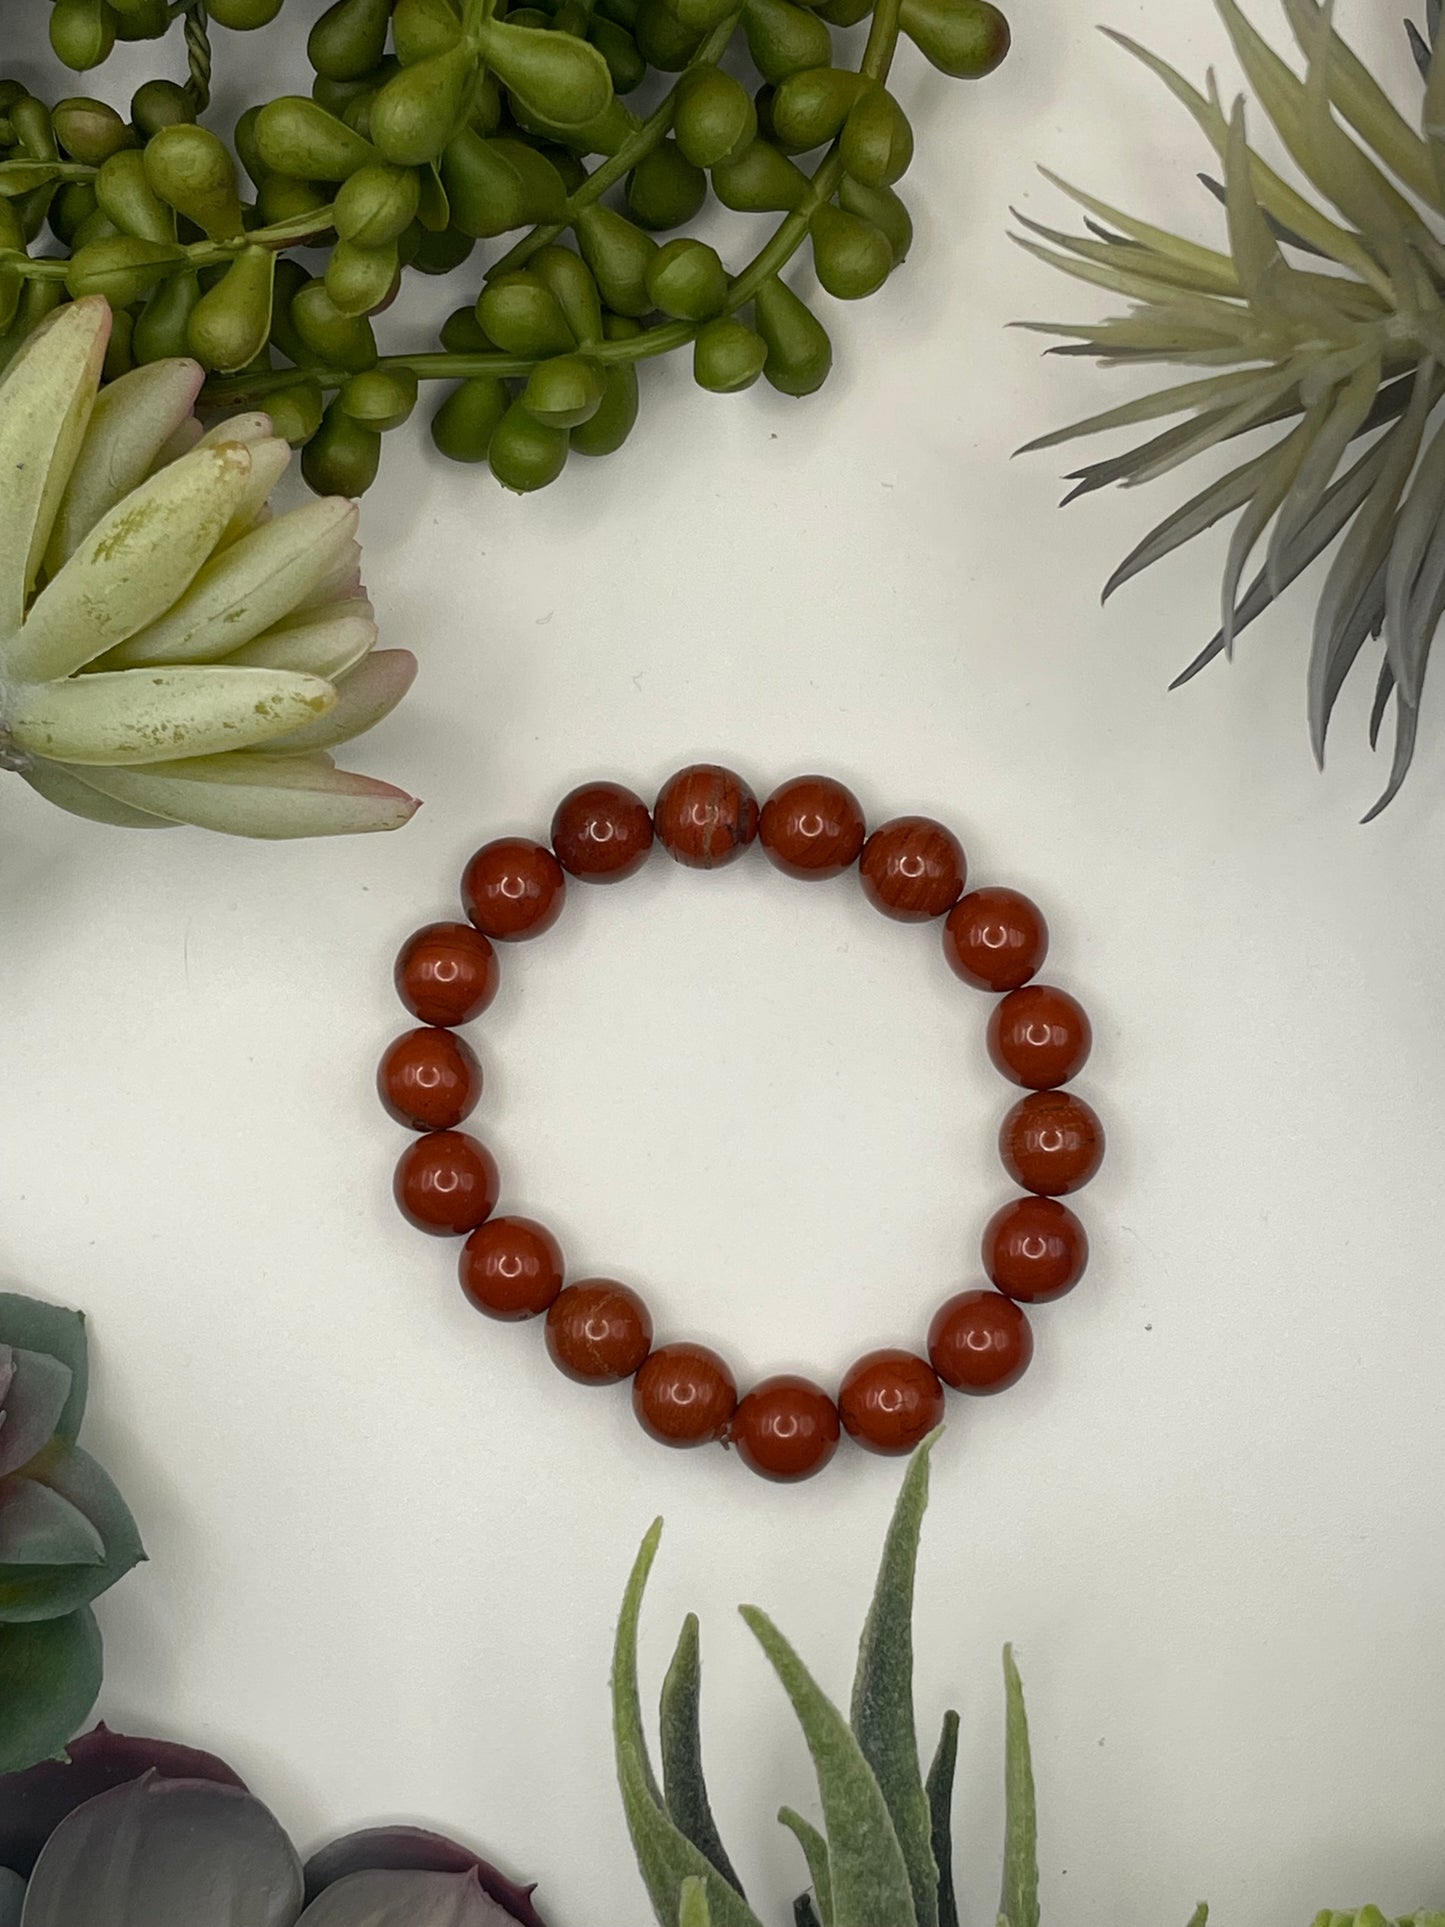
<box><xmin>19</xmin><ymin>1773</ymin><xmax>304</xmax><ymax>1927</ymax></box>
<box><xmin>0</xmin><ymin>298</ymin><xmax>418</xmax><ymax>839</ymax></box>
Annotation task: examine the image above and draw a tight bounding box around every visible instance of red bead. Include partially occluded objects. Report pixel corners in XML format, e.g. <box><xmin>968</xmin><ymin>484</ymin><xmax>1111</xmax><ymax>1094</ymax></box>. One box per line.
<box><xmin>987</xmin><ymin>984</ymin><xmax>1092</xmax><ymax>1090</ymax></box>
<box><xmin>859</xmin><ymin>817</ymin><xmax>966</xmax><ymax>922</ymax></box>
<box><xmin>944</xmin><ymin>888</ymin><xmax>1048</xmax><ymax>992</ymax></box>
<box><xmin>394</xmin><ymin>1131</ymin><xmax>500</xmax><ymax>1236</ymax></box>
<box><xmin>462</xmin><ymin>838</ymin><xmax>566</xmax><ymax>941</ymax></box>
<box><xmin>632</xmin><ymin>1343</ymin><xmax>738</xmax><ymax>1446</ymax></box>
<box><xmin>759</xmin><ymin>775</ymin><xmax>866</xmax><ymax>880</ymax></box>
<box><xmin>1000</xmin><ymin>1090</ymin><xmax>1104</xmax><ymax>1196</ymax></box>
<box><xmin>551</xmin><ymin>782</ymin><xmax>654</xmax><ymax>882</ymax></box>
<box><xmin>395</xmin><ymin>922</ymin><xmax>499</xmax><ymax>1026</ymax></box>
<box><xmin>459</xmin><ymin>1215</ymin><xmax>564</xmax><ymax>1321</ymax></box>
<box><xmin>654</xmin><ymin>764</ymin><xmax>759</xmax><ymax>870</ymax></box>
<box><xmin>378</xmin><ymin>1027</ymin><xmax>483</xmax><ymax>1132</ymax></box>
<box><xmin>983</xmin><ymin>1196</ymin><xmax>1088</xmax><ymax>1304</ymax></box>
<box><xmin>838</xmin><ymin>1349</ymin><xmax>946</xmax><ymax>1455</ymax></box>
<box><xmin>545</xmin><ymin>1280</ymin><xmax>653</xmax><ymax>1383</ymax></box>
<box><xmin>729</xmin><ymin>1375</ymin><xmax>841</xmax><ymax>1482</ymax></box>
<box><xmin>928</xmin><ymin>1289</ymin><xmax>1033</xmax><ymax>1393</ymax></box>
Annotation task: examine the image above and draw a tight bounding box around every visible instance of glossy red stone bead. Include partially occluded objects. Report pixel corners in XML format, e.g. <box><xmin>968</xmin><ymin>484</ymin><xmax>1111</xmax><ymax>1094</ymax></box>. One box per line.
<box><xmin>759</xmin><ymin>775</ymin><xmax>866</xmax><ymax>880</ymax></box>
<box><xmin>729</xmin><ymin>1374</ymin><xmax>841</xmax><ymax>1482</ymax></box>
<box><xmin>928</xmin><ymin>1289</ymin><xmax>1033</xmax><ymax>1393</ymax></box>
<box><xmin>983</xmin><ymin>1195</ymin><xmax>1088</xmax><ymax>1304</ymax></box>
<box><xmin>654</xmin><ymin>764</ymin><xmax>760</xmax><ymax>870</ymax></box>
<box><xmin>551</xmin><ymin>782</ymin><xmax>654</xmax><ymax>882</ymax></box>
<box><xmin>1000</xmin><ymin>1090</ymin><xmax>1104</xmax><ymax>1196</ymax></box>
<box><xmin>462</xmin><ymin>837</ymin><xmax>566</xmax><ymax>941</ymax></box>
<box><xmin>838</xmin><ymin>1349</ymin><xmax>946</xmax><ymax>1455</ymax></box>
<box><xmin>395</xmin><ymin>921</ymin><xmax>500</xmax><ymax>1026</ymax></box>
<box><xmin>944</xmin><ymin>888</ymin><xmax>1048</xmax><ymax>992</ymax></box>
<box><xmin>545</xmin><ymin>1280</ymin><xmax>653</xmax><ymax>1383</ymax></box>
<box><xmin>860</xmin><ymin>817</ymin><xmax>966</xmax><ymax>922</ymax></box>
<box><xmin>378</xmin><ymin>1027</ymin><xmax>483</xmax><ymax>1132</ymax></box>
<box><xmin>393</xmin><ymin>1131</ymin><xmax>500</xmax><ymax>1236</ymax></box>
<box><xmin>632</xmin><ymin>1343</ymin><xmax>738</xmax><ymax>1446</ymax></box>
<box><xmin>459</xmin><ymin>1215</ymin><xmax>565</xmax><ymax>1321</ymax></box>
<box><xmin>987</xmin><ymin>983</ymin><xmax>1092</xmax><ymax>1090</ymax></box>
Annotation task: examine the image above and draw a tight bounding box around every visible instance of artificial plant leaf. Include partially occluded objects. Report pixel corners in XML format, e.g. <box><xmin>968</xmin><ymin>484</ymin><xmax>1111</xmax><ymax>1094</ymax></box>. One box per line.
<box><xmin>1038</xmin><ymin>169</ymin><xmax>1242</xmax><ymax>286</ymax></box>
<box><xmin>678</xmin><ymin>1877</ymin><xmax>711</xmax><ymax>1927</ymax></box>
<box><xmin>303</xmin><ymin>1827</ymin><xmax>548</xmax><ymax>1926</ymax></box>
<box><xmin>1424</xmin><ymin>21</ymin><xmax>1445</xmax><ymax>204</ymax></box>
<box><xmin>0</xmin><ymin>1726</ymin><xmax>248</xmax><ymax>1879</ymax></box>
<box><xmin>0</xmin><ymin>1869</ymin><xmax>22</xmax><ymax>1926</ymax></box>
<box><xmin>1219</xmin><ymin>397</ymin><xmax>1330</xmax><ymax>654</ymax></box>
<box><xmin>850</xmin><ymin>1434</ymin><xmax>939</xmax><ymax>1927</ymax></box>
<box><xmin>1017</xmin><ymin>365</ymin><xmax>1282</xmax><ymax>458</ymax></box>
<box><xmin>1278</xmin><ymin>0</ymin><xmax>1441</xmax><ymax>207</ymax></box>
<box><xmin>0</xmin><ymin>1610</ymin><xmax>102</xmax><ymax>1778</ymax></box>
<box><xmin>1010</xmin><ymin>213</ymin><xmax>1240</xmax><ymax>297</ymax></box>
<box><xmin>998</xmin><ymin>1648</ymin><xmax>1038</xmax><ymax>1927</ymax></box>
<box><xmin>778</xmin><ymin>1808</ymin><xmax>832</xmax><ymax>1927</ymax></box>
<box><xmin>925</xmin><ymin>1711</ymin><xmax>960</xmax><ymax>1927</ymax></box>
<box><xmin>256</xmin><ymin>650</ymin><xmax>415</xmax><ymax>754</ymax></box>
<box><xmin>297</xmin><ymin>1867</ymin><xmax>529</xmax><ymax>1925</ymax></box>
<box><xmin>19</xmin><ymin>761</ymin><xmax>180</xmax><ymax>830</ymax></box>
<box><xmin>7</xmin><ymin>666</ymin><xmax>337</xmax><ymax>767</ymax></box>
<box><xmin>21</xmin><ymin>1773</ymin><xmax>303</xmax><ymax>1927</ymax></box>
<box><xmin>613</xmin><ymin>1524</ymin><xmax>768</xmax><ymax>1927</ymax></box>
<box><xmin>1103</xmin><ymin>448</ymin><xmax>1276</xmax><ymax>600</ymax></box>
<box><xmin>0</xmin><ymin>1445</ymin><xmax>144</xmax><ymax>1625</ymax></box>
<box><xmin>1384</xmin><ymin>410</ymin><xmax>1445</xmax><ymax>706</ymax></box>
<box><xmin>660</xmin><ymin>1613</ymin><xmax>745</xmax><ymax>1896</ymax></box>
<box><xmin>0</xmin><ymin>1351</ymin><xmax>72</xmax><ymax>1480</ymax></box>
<box><xmin>63</xmin><ymin>754</ymin><xmax>419</xmax><ymax>839</ymax></box>
<box><xmin>1183</xmin><ymin>1908</ymin><xmax>1209</xmax><ymax>1927</ymax></box>
<box><xmin>0</xmin><ymin>1479</ymin><xmax>104</xmax><ymax>1568</ymax></box>
<box><xmin>739</xmin><ymin>1606</ymin><xmax>917</xmax><ymax>1927</ymax></box>
<box><xmin>1009</xmin><ymin>236</ymin><xmax>1248</xmax><ymax>317</ymax></box>
<box><xmin>0</xmin><ymin>1299</ymin><xmax>86</xmax><ymax>1445</ymax></box>
<box><xmin>1266</xmin><ymin>351</ymin><xmax>1381</xmax><ymax>584</ymax></box>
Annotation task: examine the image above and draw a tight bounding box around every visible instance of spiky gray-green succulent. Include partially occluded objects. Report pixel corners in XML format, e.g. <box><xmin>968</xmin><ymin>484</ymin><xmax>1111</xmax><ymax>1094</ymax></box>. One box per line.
<box><xmin>1019</xmin><ymin>0</ymin><xmax>1445</xmax><ymax>816</ymax></box>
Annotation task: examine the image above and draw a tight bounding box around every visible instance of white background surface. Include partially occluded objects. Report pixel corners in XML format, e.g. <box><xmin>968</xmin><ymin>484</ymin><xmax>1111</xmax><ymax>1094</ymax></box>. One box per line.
<box><xmin>5</xmin><ymin>0</ymin><xmax>1445</xmax><ymax>1920</ymax></box>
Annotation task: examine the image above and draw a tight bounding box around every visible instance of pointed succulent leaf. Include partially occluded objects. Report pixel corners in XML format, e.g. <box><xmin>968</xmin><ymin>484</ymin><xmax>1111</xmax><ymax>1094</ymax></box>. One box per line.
<box><xmin>0</xmin><ymin>1725</ymin><xmax>247</xmax><ymax>1880</ymax></box>
<box><xmin>64</xmin><ymin>753</ymin><xmax>420</xmax><ymax>838</ymax></box>
<box><xmin>1278</xmin><ymin>0</ymin><xmax>1441</xmax><ymax>207</ymax></box>
<box><xmin>1009</xmin><ymin>235</ymin><xmax>1246</xmax><ymax>315</ymax></box>
<box><xmin>777</xmin><ymin>1808</ymin><xmax>832</xmax><ymax>1927</ymax></box>
<box><xmin>678</xmin><ymin>1878</ymin><xmax>712</xmax><ymax>1927</ymax></box>
<box><xmin>99</xmin><ymin>498</ymin><xmax>360</xmax><ymax>667</ymax></box>
<box><xmin>612</xmin><ymin>1524</ymin><xmax>768</xmax><ymax>1927</ymax></box>
<box><xmin>0</xmin><ymin>296</ymin><xmax>109</xmax><ymax>636</ymax></box>
<box><xmin>1425</xmin><ymin>25</ymin><xmax>1445</xmax><ymax>202</ymax></box>
<box><xmin>256</xmin><ymin>650</ymin><xmax>414</xmax><ymax>754</ymax></box>
<box><xmin>659</xmin><ymin>1613</ymin><xmax>746</xmax><ymax>1896</ymax></box>
<box><xmin>1038</xmin><ymin>168</ymin><xmax>1242</xmax><ymax>286</ymax></box>
<box><xmin>0</xmin><ymin>1479</ymin><xmax>105</xmax><ymax>1568</ymax></box>
<box><xmin>926</xmin><ymin>1712</ymin><xmax>960</xmax><ymax>1927</ymax></box>
<box><xmin>9</xmin><ymin>442</ymin><xmax>256</xmax><ymax>682</ymax></box>
<box><xmin>303</xmin><ymin>1827</ymin><xmax>549</xmax><ymax>1925</ymax></box>
<box><xmin>7</xmin><ymin>665</ymin><xmax>338</xmax><ymax>767</ymax></box>
<box><xmin>19</xmin><ymin>761</ymin><xmax>180</xmax><ymax>829</ymax></box>
<box><xmin>1183</xmin><ymin>1908</ymin><xmax>1209</xmax><ymax>1927</ymax></box>
<box><xmin>1219</xmin><ymin>398</ymin><xmax>1329</xmax><ymax>654</ymax></box>
<box><xmin>0</xmin><ymin>1350</ymin><xmax>72</xmax><ymax>1479</ymax></box>
<box><xmin>998</xmin><ymin>1648</ymin><xmax>1038</xmax><ymax>1927</ymax></box>
<box><xmin>1384</xmin><ymin>411</ymin><xmax>1445</xmax><ymax>706</ymax></box>
<box><xmin>0</xmin><ymin>1444</ymin><xmax>144</xmax><ymax>1624</ymax></box>
<box><xmin>1124</xmin><ymin>367</ymin><xmax>1308</xmax><ymax>488</ymax></box>
<box><xmin>1267</xmin><ymin>352</ymin><xmax>1381</xmax><ymax>583</ymax></box>
<box><xmin>739</xmin><ymin>1606</ymin><xmax>917</xmax><ymax>1927</ymax></box>
<box><xmin>0</xmin><ymin>1610</ymin><xmax>102</xmax><ymax>1777</ymax></box>
<box><xmin>0</xmin><ymin>1297</ymin><xmax>86</xmax><ymax>1445</ymax></box>
<box><xmin>850</xmin><ymin>1433</ymin><xmax>939</xmax><ymax>1927</ymax></box>
<box><xmin>1010</xmin><ymin>212</ymin><xmax>1240</xmax><ymax>297</ymax></box>
<box><xmin>1017</xmin><ymin>366</ymin><xmax>1276</xmax><ymax>458</ymax></box>
<box><xmin>223</xmin><ymin>606</ymin><xmax>377</xmax><ymax>680</ymax></box>
<box><xmin>45</xmin><ymin>358</ymin><xmax>206</xmax><ymax>573</ymax></box>
<box><xmin>20</xmin><ymin>1773</ymin><xmax>303</xmax><ymax>1927</ymax></box>
<box><xmin>1103</xmin><ymin>448</ymin><xmax>1276</xmax><ymax>601</ymax></box>
<box><xmin>194</xmin><ymin>413</ymin><xmax>276</xmax><ymax>450</ymax></box>
<box><xmin>297</xmin><ymin>1867</ymin><xmax>534</xmax><ymax>1925</ymax></box>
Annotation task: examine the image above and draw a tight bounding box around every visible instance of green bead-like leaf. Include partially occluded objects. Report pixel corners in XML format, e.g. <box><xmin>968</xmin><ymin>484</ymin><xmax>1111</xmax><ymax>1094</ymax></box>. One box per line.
<box><xmin>0</xmin><ymin>1609</ymin><xmax>102</xmax><ymax>1776</ymax></box>
<box><xmin>739</xmin><ymin>1605</ymin><xmax>917</xmax><ymax>1927</ymax></box>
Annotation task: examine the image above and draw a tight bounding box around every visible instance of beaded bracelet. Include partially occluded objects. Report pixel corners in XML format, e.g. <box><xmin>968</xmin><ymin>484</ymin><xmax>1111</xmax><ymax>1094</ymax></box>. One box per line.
<box><xmin>380</xmin><ymin>766</ymin><xmax>1103</xmax><ymax>1484</ymax></box>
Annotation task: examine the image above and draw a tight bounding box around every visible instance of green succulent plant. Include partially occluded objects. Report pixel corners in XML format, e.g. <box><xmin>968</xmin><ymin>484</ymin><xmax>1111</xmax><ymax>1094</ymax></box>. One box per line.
<box><xmin>1019</xmin><ymin>0</ymin><xmax>1445</xmax><ymax>815</ymax></box>
<box><xmin>0</xmin><ymin>293</ymin><xmax>418</xmax><ymax>837</ymax></box>
<box><xmin>0</xmin><ymin>1292</ymin><xmax>143</xmax><ymax>1778</ymax></box>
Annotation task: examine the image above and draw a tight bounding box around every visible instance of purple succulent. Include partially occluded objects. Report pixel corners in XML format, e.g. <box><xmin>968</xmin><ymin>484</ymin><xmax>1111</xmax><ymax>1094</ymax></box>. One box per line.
<box><xmin>0</xmin><ymin>1728</ymin><xmax>551</xmax><ymax>1927</ymax></box>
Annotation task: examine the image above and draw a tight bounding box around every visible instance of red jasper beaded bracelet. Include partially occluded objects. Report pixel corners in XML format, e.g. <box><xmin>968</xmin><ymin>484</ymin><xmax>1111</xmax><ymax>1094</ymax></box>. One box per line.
<box><xmin>381</xmin><ymin>767</ymin><xmax>1103</xmax><ymax>1485</ymax></box>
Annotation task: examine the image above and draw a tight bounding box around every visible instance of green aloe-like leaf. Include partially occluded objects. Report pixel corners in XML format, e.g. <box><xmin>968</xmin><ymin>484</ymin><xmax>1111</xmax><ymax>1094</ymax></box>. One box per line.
<box><xmin>778</xmin><ymin>1807</ymin><xmax>832</xmax><ymax>1927</ymax></box>
<box><xmin>925</xmin><ymin>1712</ymin><xmax>960</xmax><ymax>1927</ymax></box>
<box><xmin>850</xmin><ymin>1432</ymin><xmax>939</xmax><ymax>1927</ymax></box>
<box><xmin>0</xmin><ymin>1444</ymin><xmax>144</xmax><ymax>1625</ymax></box>
<box><xmin>0</xmin><ymin>1609</ymin><xmax>102</xmax><ymax>1776</ymax></box>
<box><xmin>613</xmin><ymin>1523</ymin><xmax>767</xmax><ymax>1927</ymax></box>
<box><xmin>659</xmin><ymin>1613</ymin><xmax>745</xmax><ymax>1897</ymax></box>
<box><xmin>0</xmin><ymin>1297</ymin><xmax>87</xmax><ymax>1444</ymax></box>
<box><xmin>678</xmin><ymin>1878</ymin><xmax>712</xmax><ymax>1927</ymax></box>
<box><xmin>999</xmin><ymin>1648</ymin><xmax>1038</xmax><ymax>1927</ymax></box>
<box><xmin>739</xmin><ymin>1605</ymin><xmax>917</xmax><ymax>1927</ymax></box>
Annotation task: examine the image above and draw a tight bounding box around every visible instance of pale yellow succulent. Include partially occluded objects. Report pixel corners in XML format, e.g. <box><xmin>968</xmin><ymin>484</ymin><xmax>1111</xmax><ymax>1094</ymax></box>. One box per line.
<box><xmin>0</xmin><ymin>295</ymin><xmax>418</xmax><ymax>837</ymax></box>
